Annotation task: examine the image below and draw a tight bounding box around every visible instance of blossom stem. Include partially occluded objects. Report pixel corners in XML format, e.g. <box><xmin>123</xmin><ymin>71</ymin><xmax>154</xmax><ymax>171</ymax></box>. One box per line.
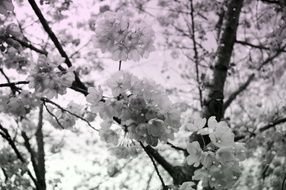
<box><xmin>118</xmin><ymin>60</ymin><xmax>122</xmax><ymax>71</ymax></box>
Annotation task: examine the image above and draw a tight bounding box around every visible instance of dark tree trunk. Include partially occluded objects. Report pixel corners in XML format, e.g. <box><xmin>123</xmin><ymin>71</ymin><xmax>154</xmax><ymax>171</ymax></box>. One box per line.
<box><xmin>203</xmin><ymin>0</ymin><xmax>244</xmax><ymax>121</ymax></box>
<box><xmin>36</xmin><ymin>104</ymin><xmax>46</xmax><ymax>190</ymax></box>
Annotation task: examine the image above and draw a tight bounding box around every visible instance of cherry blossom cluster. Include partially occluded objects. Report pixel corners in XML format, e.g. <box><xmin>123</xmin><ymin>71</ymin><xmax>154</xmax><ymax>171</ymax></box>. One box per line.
<box><xmin>0</xmin><ymin>148</ymin><xmax>27</xmax><ymax>178</ymax></box>
<box><xmin>45</xmin><ymin>101</ymin><xmax>87</xmax><ymax>130</ymax></box>
<box><xmin>180</xmin><ymin>116</ymin><xmax>246</xmax><ymax>190</ymax></box>
<box><xmin>0</xmin><ymin>24</ymin><xmax>29</xmax><ymax>72</ymax></box>
<box><xmin>93</xmin><ymin>11</ymin><xmax>155</xmax><ymax>61</ymax></box>
<box><xmin>46</xmin><ymin>105</ymin><xmax>76</xmax><ymax>130</ymax></box>
<box><xmin>27</xmin><ymin>55</ymin><xmax>74</xmax><ymax>99</ymax></box>
<box><xmin>109</xmin><ymin>146</ymin><xmax>140</xmax><ymax>159</ymax></box>
<box><xmin>0</xmin><ymin>147</ymin><xmax>30</xmax><ymax>188</ymax></box>
<box><xmin>0</xmin><ymin>0</ymin><xmax>14</xmax><ymax>16</ymax></box>
<box><xmin>86</xmin><ymin>71</ymin><xmax>181</xmax><ymax>146</ymax></box>
<box><xmin>0</xmin><ymin>91</ymin><xmax>38</xmax><ymax>117</ymax></box>
<box><xmin>1</xmin><ymin>47</ymin><xmax>29</xmax><ymax>72</ymax></box>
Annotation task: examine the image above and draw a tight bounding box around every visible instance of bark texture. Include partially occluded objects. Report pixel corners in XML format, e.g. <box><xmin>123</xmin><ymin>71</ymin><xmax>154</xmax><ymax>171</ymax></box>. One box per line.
<box><xmin>203</xmin><ymin>0</ymin><xmax>245</xmax><ymax>121</ymax></box>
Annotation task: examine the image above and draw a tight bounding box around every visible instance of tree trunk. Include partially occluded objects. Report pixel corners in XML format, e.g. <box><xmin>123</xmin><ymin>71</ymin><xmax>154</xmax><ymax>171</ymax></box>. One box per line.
<box><xmin>186</xmin><ymin>0</ymin><xmax>245</xmax><ymax>189</ymax></box>
<box><xmin>36</xmin><ymin>104</ymin><xmax>46</xmax><ymax>190</ymax></box>
<box><xmin>203</xmin><ymin>0</ymin><xmax>244</xmax><ymax>121</ymax></box>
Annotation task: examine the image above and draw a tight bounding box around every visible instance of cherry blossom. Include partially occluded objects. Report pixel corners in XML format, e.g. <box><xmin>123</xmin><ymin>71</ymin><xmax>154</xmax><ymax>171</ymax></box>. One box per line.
<box><xmin>27</xmin><ymin>55</ymin><xmax>74</xmax><ymax>98</ymax></box>
<box><xmin>186</xmin><ymin>141</ymin><xmax>203</xmax><ymax>167</ymax></box>
<box><xmin>179</xmin><ymin>181</ymin><xmax>196</xmax><ymax>190</ymax></box>
<box><xmin>94</xmin><ymin>11</ymin><xmax>155</xmax><ymax>61</ymax></box>
<box><xmin>87</xmin><ymin>71</ymin><xmax>181</xmax><ymax>146</ymax></box>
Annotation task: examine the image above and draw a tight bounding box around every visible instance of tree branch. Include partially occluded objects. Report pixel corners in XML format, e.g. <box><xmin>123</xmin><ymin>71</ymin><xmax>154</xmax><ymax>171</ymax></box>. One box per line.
<box><xmin>0</xmin><ymin>124</ymin><xmax>38</xmax><ymax>188</ymax></box>
<box><xmin>203</xmin><ymin>0</ymin><xmax>244</xmax><ymax>121</ymax></box>
<box><xmin>167</xmin><ymin>141</ymin><xmax>188</xmax><ymax>156</ymax></box>
<box><xmin>111</xmin><ymin>116</ymin><xmax>186</xmax><ymax>184</ymax></box>
<box><xmin>140</xmin><ymin>142</ymin><xmax>167</xmax><ymax>190</ymax></box>
<box><xmin>27</xmin><ymin>0</ymin><xmax>71</xmax><ymax>67</ymax></box>
<box><xmin>189</xmin><ymin>0</ymin><xmax>203</xmax><ymax>108</ymax></box>
<box><xmin>27</xmin><ymin>0</ymin><xmax>88</xmax><ymax>95</ymax></box>
<box><xmin>259</xmin><ymin>117</ymin><xmax>286</xmax><ymax>133</ymax></box>
<box><xmin>259</xmin><ymin>0</ymin><xmax>280</xmax><ymax>5</ymax></box>
<box><xmin>41</xmin><ymin>98</ymin><xmax>98</xmax><ymax>131</ymax></box>
<box><xmin>21</xmin><ymin>131</ymin><xmax>40</xmax><ymax>187</ymax></box>
<box><xmin>1</xmin><ymin>168</ymin><xmax>8</xmax><ymax>183</ymax></box>
<box><xmin>144</xmin><ymin>145</ymin><xmax>192</xmax><ymax>185</ymax></box>
<box><xmin>0</xmin><ymin>68</ymin><xmax>20</xmax><ymax>94</ymax></box>
<box><xmin>235</xmin><ymin>40</ymin><xmax>286</xmax><ymax>52</ymax></box>
<box><xmin>223</xmin><ymin>44</ymin><xmax>286</xmax><ymax>112</ymax></box>
<box><xmin>0</xmin><ymin>35</ymin><xmax>48</xmax><ymax>55</ymax></box>
<box><xmin>257</xmin><ymin>44</ymin><xmax>286</xmax><ymax>70</ymax></box>
<box><xmin>42</xmin><ymin>101</ymin><xmax>64</xmax><ymax>129</ymax></box>
<box><xmin>223</xmin><ymin>74</ymin><xmax>255</xmax><ymax>112</ymax></box>
<box><xmin>0</xmin><ymin>81</ymin><xmax>29</xmax><ymax>88</ymax></box>
<box><xmin>235</xmin><ymin>117</ymin><xmax>286</xmax><ymax>141</ymax></box>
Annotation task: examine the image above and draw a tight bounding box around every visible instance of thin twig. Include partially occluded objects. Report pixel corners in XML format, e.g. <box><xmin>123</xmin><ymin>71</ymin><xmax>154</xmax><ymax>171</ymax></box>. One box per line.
<box><xmin>21</xmin><ymin>131</ymin><xmax>40</xmax><ymax>183</ymax></box>
<box><xmin>260</xmin><ymin>0</ymin><xmax>280</xmax><ymax>5</ymax></box>
<box><xmin>261</xmin><ymin>141</ymin><xmax>275</xmax><ymax>179</ymax></box>
<box><xmin>113</xmin><ymin>117</ymin><xmax>179</xmax><ymax>184</ymax></box>
<box><xmin>42</xmin><ymin>102</ymin><xmax>64</xmax><ymax>129</ymax></box>
<box><xmin>259</xmin><ymin>117</ymin><xmax>286</xmax><ymax>133</ymax></box>
<box><xmin>118</xmin><ymin>60</ymin><xmax>122</xmax><ymax>71</ymax></box>
<box><xmin>235</xmin><ymin>40</ymin><xmax>286</xmax><ymax>52</ymax></box>
<box><xmin>89</xmin><ymin>157</ymin><xmax>135</xmax><ymax>190</ymax></box>
<box><xmin>257</xmin><ymin>44</ymin><xmax>286</xmax><ymax>71</ymax></box>
<box><xmin>145</xmin><ymin>170</ymin><xmax>155</xmax><ymax>190</ymax></box>
<box><xmin>1</xmin><ymin>168</ymin><xmax>8</xmax><ymax>182</ymax></box>
<box><xmin>0</xmin><ymin>81</ymin><xmax>29</xmax><ymax>87</ymax></box>
<box><xmin>69</xmin><ymin>39</ymin><xmax>92</xmax><ymax>58</ymax></box>
<box><xmin>223</xmin><ymin>44</ymin><xmax>286</xmax><ymax>113</ymax></box>
<box><xmin>189</xmin><ymin>0</ymin><xmax>203</xmax><ymax>108</ymax></box>
<box><xmin>0</xmin><ymin>69</ymin><xmax>20</xmax><ymax>94</ymax></box>
<box><xmin>1</xmin><ymin>35</ymin><xmax>48</xmax><ymax>55</ymax></box>
<box><xmin>0</xmin><ymin>126</ymin><xmax>25</xmax><ymax>163</ymax></box>
<box><xmin>223</xmin><ymin>74</ymin><xmax>255</xmax><ymax>112</ymax></box>
<box><xmin>42</xmin><ymin>98</ymin><xmax>98</xmax><ymax>131</ymax></box>
<box><xmin>0</xmin><ymin>124</ymin><xmax>38</xmax><ymax>188</ymax></box>
<box><xmin>167</xmin><ymin>141</ymin><xmax>188</xmax><ymax>156</ymax></box>
<box><xmin>139</xmin><ymin>142</ymin><xmax>166</xmax><ymax>189</ymax></box>
<box><xmin>235</xmin><ymin>116</ymin><xmax>286</xmax><ymax>141</ymax></box>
